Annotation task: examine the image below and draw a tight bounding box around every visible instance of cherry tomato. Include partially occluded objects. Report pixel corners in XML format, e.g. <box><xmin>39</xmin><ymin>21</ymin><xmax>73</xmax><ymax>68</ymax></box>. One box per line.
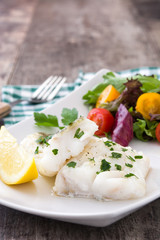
<box><xmin>87</xmin><ymin>108</ymin><xmax>114</xmax><ymax>136</ymax></box>
<box><xmin>155</xmin><ymin>123</ymin><xmax>160</xmax><ymax>142</ymax></box>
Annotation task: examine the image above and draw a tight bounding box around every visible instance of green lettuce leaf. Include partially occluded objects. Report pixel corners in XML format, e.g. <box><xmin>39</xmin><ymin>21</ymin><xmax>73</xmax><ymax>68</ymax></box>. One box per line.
<box><xmin>133</xmin><ymin>119</ymin><xmax>158</xmax><ymax>141</ymax></box>
<box><xmin>82</xmin><ymin>72</ymin><xmax>160</xmax><ymax>106</ymax></box>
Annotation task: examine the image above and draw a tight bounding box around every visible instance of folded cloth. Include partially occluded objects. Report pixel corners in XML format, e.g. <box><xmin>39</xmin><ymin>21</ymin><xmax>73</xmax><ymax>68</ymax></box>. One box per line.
<box><xmin>1</xmin><ymin>71</ymin><xmax>94</xmax><ymax>126</ymax></box>
<box><xmin>2</xmin><ymin>67</ymin><xmax>160</xmax><ymax>127</ymax></box>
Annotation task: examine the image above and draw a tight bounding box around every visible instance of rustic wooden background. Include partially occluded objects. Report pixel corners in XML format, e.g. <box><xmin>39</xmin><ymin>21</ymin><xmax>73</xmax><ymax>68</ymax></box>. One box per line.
<box><xmin>0</xmin><ymin>0</ymin><xmax>160</xmax><ymax>239</ymax></box>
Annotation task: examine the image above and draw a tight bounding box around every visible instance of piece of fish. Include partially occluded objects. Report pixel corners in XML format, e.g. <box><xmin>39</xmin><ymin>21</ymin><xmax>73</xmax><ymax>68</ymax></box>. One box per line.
<box><xmin>20</xmin><ymin>132</ymin><xmax>45</xmax><ymax>154</ymax></box>
<box><xmin>54</xmin><ymin>136</ymin><xmax>150</xmax><ymax>200</ymax></box>
<box><xmin>21</xmin><ymin>117</ymin><xmax>98</xmax><ymax>177</ymax></box>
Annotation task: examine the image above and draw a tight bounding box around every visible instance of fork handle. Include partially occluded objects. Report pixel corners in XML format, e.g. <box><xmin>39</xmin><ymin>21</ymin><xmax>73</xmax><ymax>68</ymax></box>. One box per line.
<box><xmin>0</xmin><ymin>102</ymin><xmax>11</xmax><ymax>119</ymax></box>
<box><xmin>0</xmin><ymin>100</ymin><xmax>26</xmax><ymax>119</ymax></box>
<box><xmin>9</xmin><ymin>99</ymin><xmax>25</xmax><ymax>107</ymax></box>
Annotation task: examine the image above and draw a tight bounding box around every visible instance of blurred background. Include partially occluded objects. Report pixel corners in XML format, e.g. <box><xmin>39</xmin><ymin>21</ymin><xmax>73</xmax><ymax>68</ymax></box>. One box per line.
<box><xmin>1</xmin><ymin>0</ymin><xmax>160</xmax><ymax>87</ymax></box>
<box><xmin>0</xmin><ymin>1</ymin><xmax>160</xmax><ymax>239</ymax></box>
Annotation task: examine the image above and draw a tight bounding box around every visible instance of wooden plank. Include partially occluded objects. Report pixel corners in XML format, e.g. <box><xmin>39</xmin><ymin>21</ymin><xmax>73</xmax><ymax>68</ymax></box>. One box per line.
<box><xmin>0</xmin><ymin>0</ymin><xmax>37</xmax><ymax>88</ymax></box>
<box><xmin>9</xmin><ymin>0</ymin><xmax>160</xmax><ymax>84</ymax></box>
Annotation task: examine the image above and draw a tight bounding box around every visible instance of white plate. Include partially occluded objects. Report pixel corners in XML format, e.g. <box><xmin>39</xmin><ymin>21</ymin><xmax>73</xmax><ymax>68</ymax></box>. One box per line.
<box><xmin>2</xmin><ymin>69</ymin><xmax>160</xmax><ymax>227</ymax></box>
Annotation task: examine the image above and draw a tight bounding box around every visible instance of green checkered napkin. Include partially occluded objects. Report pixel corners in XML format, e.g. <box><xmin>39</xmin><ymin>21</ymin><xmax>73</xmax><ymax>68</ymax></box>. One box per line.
<box><xmin>2</xmin><ymin>67</ymin><xmax>160</xmax><ymax>127</ymax></box>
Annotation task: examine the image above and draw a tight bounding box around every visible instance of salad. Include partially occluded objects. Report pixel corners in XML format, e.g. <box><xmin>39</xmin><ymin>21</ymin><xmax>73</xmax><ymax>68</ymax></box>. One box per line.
<box><xmin>83</xmin><ymin>72</ymin><xmax>160</xmax><ymax>146</ymax></box>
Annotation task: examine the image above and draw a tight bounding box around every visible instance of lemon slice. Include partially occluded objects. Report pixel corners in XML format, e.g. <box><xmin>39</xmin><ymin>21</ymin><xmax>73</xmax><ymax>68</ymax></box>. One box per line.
<box><xmin>0</xmin><ymin>126</ymin><xmax>38</xmax><ymax>185</ymax></box>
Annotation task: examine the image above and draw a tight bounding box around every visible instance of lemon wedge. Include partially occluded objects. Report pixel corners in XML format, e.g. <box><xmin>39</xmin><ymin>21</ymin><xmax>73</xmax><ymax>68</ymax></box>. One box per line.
<box><xmin>0</xmin><ymin>126</ymin><xmax>38</xmax><ymax>185</ymax></box>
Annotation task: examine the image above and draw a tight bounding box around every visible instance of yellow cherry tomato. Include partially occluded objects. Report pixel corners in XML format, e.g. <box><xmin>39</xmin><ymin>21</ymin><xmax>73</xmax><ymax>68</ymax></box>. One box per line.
<box><xmin>136</xmin><ymin>92</ymin><xmax>160</xmax><ymax>119</ymax></box>
<box><xmin>96</xmin><ymin>85</ymin><xmax>120</xmax><ymax>108</ymax></box>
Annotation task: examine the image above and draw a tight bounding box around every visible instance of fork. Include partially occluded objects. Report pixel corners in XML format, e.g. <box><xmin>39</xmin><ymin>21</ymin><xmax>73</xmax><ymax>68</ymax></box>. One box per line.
<box><xmin>0</xmin><ymin>76</ymin><xmax>66</xmax><ymax>119</ymax></box>
<box><xmin>9</xmin><ymin>75</ymin><xmax>66</xmax><ymax>107</ymax></box>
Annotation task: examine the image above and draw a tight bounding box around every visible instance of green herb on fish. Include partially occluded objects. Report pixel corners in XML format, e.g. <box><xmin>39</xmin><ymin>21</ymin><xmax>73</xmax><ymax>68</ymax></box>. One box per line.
<box><xmin>67</xmin><ymin>161</ymin><xmax>77</xmax><ymax>168</ymax></box>
<box><xmin>34</xmin><ymin>146</ymin><xmax>39</xmax><ymax>154</ymax></box>
<box><xmin>115</xmin><ymin>164</ymin><xmax>122</xmax><ymax>171</ymax></box>
<box><xmin>125</xmin><ymin>163</ymin><xmax>133</xmax><ymax>168</ymax></box>
<box><xmin>127</xmin><ymin>155</ymin><xmax>136</xmax><ymax>162</ymax></box>
<box><xmin>124</xmin><ymin>173</ymin><xmax>138</xmax><ymax>178</ymax></box>
<box><xmin>74</xmin><ymin>128</ymin><xmax>84</xmax><ymax>139</ymax></box>
<box><xmin>52</xmin><ymin>149</ymin><xmax>58</xmax><ymax>155</ymax></box>
<box><xmin>110</xmin><ymin>152</ymin><xmax>122</xmax><ymax>159</ymax></box>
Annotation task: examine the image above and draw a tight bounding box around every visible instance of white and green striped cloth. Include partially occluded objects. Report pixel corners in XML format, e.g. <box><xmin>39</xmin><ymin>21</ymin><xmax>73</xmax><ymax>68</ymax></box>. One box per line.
<box><xmin>2</xmin><ymin>67</ymin><xmax>160</xmax><ymax>126</ymax></box>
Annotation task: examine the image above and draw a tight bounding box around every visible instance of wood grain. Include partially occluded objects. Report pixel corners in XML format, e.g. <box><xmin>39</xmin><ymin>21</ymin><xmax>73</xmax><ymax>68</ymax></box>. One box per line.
<box><xmin>9</xmin><ymin>0</ymin><xmax>160</xmax><ymax>84</ymax></box>
<box><xmin>0</xmin><ymin>0</ymin><xmax>160</xmax><ymax>239</ymax></box>
<box><xmin>0</xmin><ymin>0</ymin><xmax>37</xmax><ymax>88</ymax></box>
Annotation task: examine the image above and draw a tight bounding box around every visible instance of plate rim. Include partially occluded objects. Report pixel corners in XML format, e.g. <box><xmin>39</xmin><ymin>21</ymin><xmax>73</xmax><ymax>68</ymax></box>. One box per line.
<box><xmin>2</xmin><ymin>67</ymin><xmax>160</xmax><ymax>225</ymax></box>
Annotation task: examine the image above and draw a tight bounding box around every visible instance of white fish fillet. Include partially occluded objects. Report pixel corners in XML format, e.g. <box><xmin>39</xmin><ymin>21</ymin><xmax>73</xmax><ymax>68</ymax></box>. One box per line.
<box><xmin>54</xmin><ymin>137</ymin><xmax>150</xmax><ymax>200</ymax></box>
<box><xmin>21</xmin><ymin>117</ymin><xmax>98</xmax><ymax>177</ymax></box>
<box><xmin>20</xmin><ymin>132</ymin><xmax>45</xmax><ymax>154</ymax></box>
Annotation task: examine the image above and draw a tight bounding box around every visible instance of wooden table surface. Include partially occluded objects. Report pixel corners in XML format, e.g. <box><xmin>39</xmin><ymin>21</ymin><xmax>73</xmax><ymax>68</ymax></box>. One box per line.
<box><xmin>0</xmin><ymin>0</ymin><xmax>160</xmax><ymax>239</ymax></box>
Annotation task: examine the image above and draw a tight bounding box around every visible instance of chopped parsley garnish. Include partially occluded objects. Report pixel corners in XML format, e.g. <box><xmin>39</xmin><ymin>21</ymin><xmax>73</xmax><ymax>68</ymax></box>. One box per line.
<box><xmin>101</xmin><ymin>159</ymin><xmax>111</xmax><ymax>171</ymax></box>
<box><xmin>104</xmin><ymin>141</ymin><xmax>112</xmax><ymax>147</ymax></box>
<box><xmin>104</xmin><ymin>140</ymin><xmax>116</xmax><ymax>147</ymax></box>
<box><xmin>125</xmin><ymin>163</ymin><xmax>133</xmax><ymax>168</ymax></box>
<box><xmin>96</xmin><ymin>159</ymin><xmax>111</xmax><ymax>174</ymax></box>
<box><xmin>110</xmin><ymin>147</ymin><xmax>114</xmax><ymax>151</ymax></box>
<box><xmin>135</xmin><ymin>155</ymin><xmax>143</xmax><ymax>159</ymax></box>
<box><xmin>110</xmin><ymin>152</ymin><xmax>122</xmax><ymax>159</ymax></box>
<box><xmin>36</xmin><ymin>135</ymin><xmax>52</xmax><ymax>146</ymax></box>
<box><xmin>45</xmin><ymin>135</ymin><xmax>52</xmax><ymax>141</ymax></box>
<box><xmin>115</xmin><ymin>164</ymin><xmax>122</xmax><ymax>171</ymax></box>
<box><xmin>127</xmin><ymin>155</ymin><xmax>136</xmax><ymax>162</ymax></box>
<box><xmin>124</xmin><ymin>173</ymin><xmax>138</xmax><ymax>178</ymax></box>
<box><xmin>34</xmin><ymin>146</ymin><xmax>39</xmax><ymax>154</ymax></box>
<box><xmin>52</xmin><ymin>149</ymin><xmax>58</xmax><ymax>155</ymax></box>
<box><xmin>89</xmin><ymin>157</ymin><xmax>95</xmax><ymax>162</ymax></box>
<box><xmin>74</xmin><ymin>128</ymin><xmax>84</xmax><ymax>139</ymax></box>
<box><xmin>122</xmin><ymin>148</ymin><xmax>128</xmax><ymax>152</ymax></box>
<box><xmin>67</xmin><ymin>161</ymin><xmax>77</xmax><ymax>168</ymax></box>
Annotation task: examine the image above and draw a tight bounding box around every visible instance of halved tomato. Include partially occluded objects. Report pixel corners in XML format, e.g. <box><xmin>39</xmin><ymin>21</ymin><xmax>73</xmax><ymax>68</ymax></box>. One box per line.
<box><xmin>87</xmin><ymin>108</ymin><xmax>114</xmax><ymax>136</ymax></box>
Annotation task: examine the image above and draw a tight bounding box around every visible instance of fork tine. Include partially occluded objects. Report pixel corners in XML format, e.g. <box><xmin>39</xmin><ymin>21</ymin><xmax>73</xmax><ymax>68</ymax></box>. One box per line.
<box><xmin>32</xmin><ymin>76</ymin><xmax>54</xmax><ymax>99</ymax></box>
<box><xmin>46</xmin><ymin>77</ymin><xmax>66</xmax><ymax>101</ymax></box>
<box><xmin>41</xmin><ymin>76</ymin><xmax>63</xmax><ymax>100</ymax></box>
<box><xmin>36</xmin><ymin>76</ymin><xmax>58</xmax><ymax>99</ymax></box>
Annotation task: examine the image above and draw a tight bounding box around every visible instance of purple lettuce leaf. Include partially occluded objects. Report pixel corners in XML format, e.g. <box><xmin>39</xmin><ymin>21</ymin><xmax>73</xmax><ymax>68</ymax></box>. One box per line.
<box><xmin>111</xmin><ymin>104</ymin><xmax>133</xmax><ymax>146</ymax></box>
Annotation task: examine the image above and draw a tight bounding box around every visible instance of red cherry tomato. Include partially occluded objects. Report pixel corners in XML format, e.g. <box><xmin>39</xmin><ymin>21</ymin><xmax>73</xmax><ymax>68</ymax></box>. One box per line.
<box><xmin>87</xmin><ymin>108</ymin><xmax>114</xmax><ymax>136</ymax></box>
<box><xmin>155</xmin><ymin>123</ymin><xmax>160</xmax><ymax>142</ymax></box>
